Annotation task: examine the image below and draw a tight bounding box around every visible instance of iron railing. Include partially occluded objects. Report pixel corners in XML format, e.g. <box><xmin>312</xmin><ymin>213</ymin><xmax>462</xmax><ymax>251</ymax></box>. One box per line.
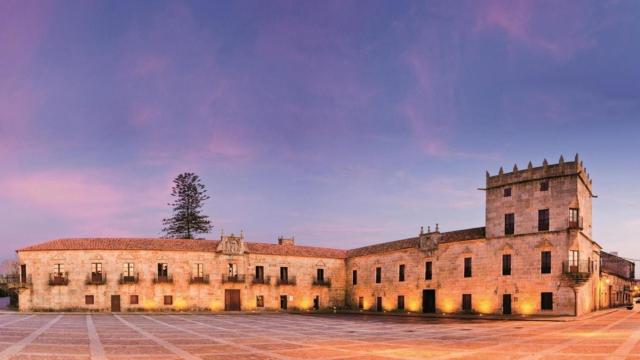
<box><xmin>251</xmin><ymin>275</ymin><xmax>271</xmax><ymax>284</ymax></box>
<box><xmin>568</xmin><ymin>216</ymin><xmax>584</xmax><ymax>230</ymax></box>
<box><xmin>222</xmin><ymin>274</ymin><xmax>246</xmax><ymax>283</ymax></box>
<box><xmin>49</xmin><ymin>272</ymin><xmax>69</xmax><ymax>286</ymax></box>
<box><xmin>86</xmin><ymin>272</ymin><xmax>107</xmax><ymax>285</ymax></box>
<box><xmin>312</xmin><ymin>277</ymin><xmax>331</xmax><ymax>286</ymax></box>
<box><xmin>153</xmin><ymin>274</ymin><xmax>173</xmax><ymax>284</ymax></box>
<box><xmin>189</xmin><ymin>274</ymin><xmax>210</xmax><ymax>284</ymax></box>
<box><xmin>276</xmin><ymin>276</ymin><xmax>296</xmax><ymax>286</ymax></box>
<box><xmin>119</xmin><ymin>273</ymin><xmax>139</xmax><ymax>284</ymax></box>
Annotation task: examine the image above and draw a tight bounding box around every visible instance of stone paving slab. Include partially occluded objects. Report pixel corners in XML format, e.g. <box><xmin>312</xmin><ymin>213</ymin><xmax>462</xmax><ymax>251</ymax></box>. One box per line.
<box><xmin>0</xmin><ymin>309</ymin><xmax>636</xmax><ymax>359</ymax></box>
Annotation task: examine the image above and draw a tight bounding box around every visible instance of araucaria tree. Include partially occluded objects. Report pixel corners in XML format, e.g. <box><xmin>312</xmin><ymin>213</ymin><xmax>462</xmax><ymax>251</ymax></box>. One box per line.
<box><xmin>162</xmin><ymin>172</ymin><xmax>213</xmax><ymax>239</ymax></box>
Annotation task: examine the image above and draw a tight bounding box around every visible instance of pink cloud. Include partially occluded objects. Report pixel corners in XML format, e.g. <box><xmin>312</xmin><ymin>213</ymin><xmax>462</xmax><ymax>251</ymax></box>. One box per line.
<box><xmin>475</xmin><ymin>0</ymin><xmax>594</xmax><ymax>61</ymax></box>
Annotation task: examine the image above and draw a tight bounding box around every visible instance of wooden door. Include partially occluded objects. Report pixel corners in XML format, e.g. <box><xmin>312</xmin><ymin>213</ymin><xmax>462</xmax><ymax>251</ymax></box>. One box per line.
<box><xmin>503</xmin><ymin>294</ymin><xmax>512</xmax><ymax>315</ymax></box>
<box><xmin>423</xmin><ymin>289</ymin><xmax>436</xmax><ymax>313</ymax></box>
<box><xmin>225</xmin><ymin>289</ymin><xmax>241</xmax><ymax>311</ymax></box>
<box><xmin>376</xmin><ymin>297</ymin><xmax>383</xmax><ymax>312</ymax></box>
<box><xmin>111</xmin><ymin>295</ymin><xmax>121</xmax><ymax>312</ymax></box>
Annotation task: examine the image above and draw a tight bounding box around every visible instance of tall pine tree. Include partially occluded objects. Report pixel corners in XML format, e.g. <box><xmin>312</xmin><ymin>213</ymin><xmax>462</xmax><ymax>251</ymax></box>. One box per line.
<box><xmin>162</xmin><ymin>172</ymin><xmax>213</xmax><ymax>239</ymax></box>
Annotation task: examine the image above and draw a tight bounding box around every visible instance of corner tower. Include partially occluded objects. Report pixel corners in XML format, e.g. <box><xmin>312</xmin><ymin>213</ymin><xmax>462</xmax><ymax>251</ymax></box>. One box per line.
<box><xmin>484</xmin><ymin>154</ymin><xmax>593</xmax><ymax>239</ymax></box>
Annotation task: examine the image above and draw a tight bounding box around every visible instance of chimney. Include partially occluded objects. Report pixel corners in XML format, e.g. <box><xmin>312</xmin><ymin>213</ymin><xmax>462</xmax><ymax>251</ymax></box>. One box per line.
<box><xmin>278</xmin><ymin>236</ymin><xmax>295</xmax><ymax>246</ymax></box>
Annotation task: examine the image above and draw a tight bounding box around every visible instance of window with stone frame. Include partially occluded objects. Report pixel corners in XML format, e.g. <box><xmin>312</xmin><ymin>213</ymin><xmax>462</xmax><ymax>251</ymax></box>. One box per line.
<box><xmin>316</xmin><ymin>268</ymin><xmax>325</xmax><ymax>282</ymax></box>
<box><xmin>505</xmin><ymin>213</ymin><xmax>515</xmax><ymax>235</ymax></box>
<box><xmin>425</xmin><ymin>261</ymin><xmax>433</xmax><ymax>280</ymax></box>
<box><xmin>256</xmin><ymin>295</ymin><xmax>264</xmax><ymax>308</ymax></box>
<box><xmin>502</xmin><ymin>254</ymin><xmax>512</xmax><ymax>276</ymax></box>
<box><xmin>255</xmin><ymin>266</ymin><xmax>264</xmax><ymax>282</ymax></box>
<box><xmin>228</xmin><ymin>263</ymin><xmax>238</xmax><ymax>277</ymax></box>
<box><xmin>398</xmin><ymin>264</ymin><xmax>405</xmax><ymax>282</ymax></box>
<box><xmin>164</xmin><ymin>295</ymin><xmax>173</xmax><ymax>305</ymax></box>
<box><xmin>504</xmin><ymin>187</ymin><xmax>512</xmax><ymax>197</ymax></box>
<box><xmin>464</xmin><ymin>257</ymin><xmax>472</xmax><ymax>278</ymax></box>
<box><xmin>85</xmin><ymin>295</ymin><xmax>94</xmax><ymax>305</ymax></box>
<box><xmin>541</xmin><ymin>251</ymin><xmax>552</xmax><ymax>274</ymax></box>
<box><xmin>538</xmin><ymin>209</ymin><xmax>550</xmax><ymax>231</ymax></box>
<box><xmin>540</xmin><ymin>180</ymin><xmax>549</xmax><ymax>191</ymax></box>
<box><xmin>352</xmin><ymin>270</ymin><xmax>358</xmax><ymax>285</ymax></box>
<box><xmin>130</xmin><ymin>295</ymin><xmax>139</xmax><ymax>305</ymax></box>
<box><xmin>375</xmin><ymin>267</ymin><xmax>382</xmax><ymax>283</ymax></box>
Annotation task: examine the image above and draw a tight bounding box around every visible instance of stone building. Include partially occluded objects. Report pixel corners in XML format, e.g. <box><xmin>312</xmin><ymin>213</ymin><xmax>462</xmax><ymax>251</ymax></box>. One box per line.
<box><xmin>15</xmin><ymin>155</ymin><xmax>636</xmax><ymax>315</ymax></box>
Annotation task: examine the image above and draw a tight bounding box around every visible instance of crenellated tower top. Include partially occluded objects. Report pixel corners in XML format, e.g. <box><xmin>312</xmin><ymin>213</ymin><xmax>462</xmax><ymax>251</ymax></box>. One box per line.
<box><xmin>485</xmin><ymin>154</ymin><xmax>593</xmax><ymax>194</ymax></box>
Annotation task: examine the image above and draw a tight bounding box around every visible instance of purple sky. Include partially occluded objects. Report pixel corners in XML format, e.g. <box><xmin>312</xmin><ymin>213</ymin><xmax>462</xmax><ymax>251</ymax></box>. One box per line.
<box><xmin>1</xmin><ymin>0</ymin><xmax>639</xmax><ymax>261</ymax></box>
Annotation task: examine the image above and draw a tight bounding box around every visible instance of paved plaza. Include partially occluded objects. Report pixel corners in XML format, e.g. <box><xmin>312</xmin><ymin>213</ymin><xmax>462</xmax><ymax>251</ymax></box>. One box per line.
<box><xmin>0</xmin><ymin>308</ymin><xmax>638</xmax><ymax>360</ymax></box>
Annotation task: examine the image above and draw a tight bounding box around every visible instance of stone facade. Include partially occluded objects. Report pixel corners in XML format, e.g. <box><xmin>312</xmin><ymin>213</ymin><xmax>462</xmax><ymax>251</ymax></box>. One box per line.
<box><xmin>15</xmin><ymin>155</ymin><xmax>636</xmax><ymax>315</ymax></box>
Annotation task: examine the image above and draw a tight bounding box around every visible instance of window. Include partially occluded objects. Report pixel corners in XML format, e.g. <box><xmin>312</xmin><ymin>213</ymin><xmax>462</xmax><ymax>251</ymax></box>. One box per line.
<box><xmin>398</xmin><ymin>264</ymin><xmax>405</xmax><ymax>282</ymax></box>
<box><xmin>375</xmin><ymin>267</ymin><xmax>382</xmax><ymax>284</ymax></box>
<box><xmin>504</xmin><ymin>187</ymin><xmax>512</xmax><ymax>197</ymax></box>
<box><xmin>157</xmin><ymin>263</ymin><xmax>168</xmax><ymax>277</ymax></box>
<box><xmin>540</xmin><ymin>181</ymin><xmax>549</xmax><ymax>191</ymax></box>
<box><xmin>20</xmin><ymin>264</ymin><xmax>27</xmax><ymax>283</ymax></box>
<box><xmin>91</xmin><ymin>263</ymin><xmax>102</xmax><ymax>275</ymax></box>
<box><xmin>541</xmin><ymin>251</ymin><xmax>552</xmax><ymax>274</ymax></box>
<box><xmin>569</xmin><ymin>250</ymin><xmax>579</xmax><ymax>268</ymax></box>
<box><xmin>123</xmin><ymin>263</ymin><xmax>135</xmax><ymax>276</ymax></box>
<box><xmin>317</xmin><ymin>268</ymin><xmax>324</xmax><ymax>282</ymax></box>
<box><xmin>397</xmin><ymin>295</ymin><xmax>405</xmax><ymax>310</ymax></box>
<box><xmin>502</xmin><ymin>254</ymin><xmax>512</xmax><ymax>276</ymax></box>
<box><xmin>228</xmin><ymin>263</ymin><xmax>238</xmax><ymax>277</ymax></box>
<box><xmin>538</xmin><ymin>209</ymin><xmax>550</xmax><ymax>231</ymax></box>
<box><xmin>280</xmin><ymin>295</ymin><xmax>287</xmax><ymax>310</ymax></box>
<box><xmin>164</xmin><ymin>295</ymin><xmax>173</xmax><ymax>305</ymax></box>
<box><xmin>85</xmin><ymin>295</ymin><xmax>94</xmax><ymax>305</ymax></box>
<box><xmin>352</xmin><ymin>270</ymin><xmax>358</xmax><ymax>285</ymax></box>
<box><xmin>255</xmin><ymin>266</ymin><xmax>264</xmax><ymax>281</ymax></box>
<box><xmin>541</xmin><ymin>292</ymin><xmax>553</xmax><ymax>310</ymax></box>
<box><xmin>194</xmin><ymin>263</ymin><xmax>204</xmax><ymax>277</ymax></box>
<box><xmin>462</xmin><ymin>294</ymin><xmax>472</xmax><ymax>312</ymax></box>
<box><xmin>425</xmin><ymin>261</ymin><xmax>432</xmax><ymax>280</ymax></box>
<box><xmin>130</xmin><ymin>295</ymin><xmax>139</xmax><ymax>305</ymax></box>
<box><xmin>569</xmin><ymin>208</ymin><xmax>579</xmax><ymax>228</ymax></box>
<box><xmin>505</xmin><ymin>213</ymin><xmax>515</xmax><ymax>235</ymax></box>
<box><xmin>53</xmin><ymin>263</ymin><xmax>64</xmax><ymax>276</ymax></box>
<box><xmin>358</xmin><ymin>296</ymin><xmax>364</xmax><ymax>309</ymax></box>
<box><xmin>464</xmin><ymin>257</ymin><xmax>472</xmax><ymax>278</ymax></box>
<box><xmin>256</xmin><ymin>295</ymin><xmax>264</xmax><ymax>308</ymax></box>
<box><xmin>280</xmin><ymin>267</ymin><xmax>288</xmax><ymax>281</ymax></box>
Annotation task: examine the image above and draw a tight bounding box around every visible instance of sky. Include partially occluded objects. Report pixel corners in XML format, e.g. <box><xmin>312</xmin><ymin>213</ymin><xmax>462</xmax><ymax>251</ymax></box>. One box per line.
<box><xmin>1</xmin><ymin>0</ymin><xmax>639</xmax><ymax>262</ymax></box>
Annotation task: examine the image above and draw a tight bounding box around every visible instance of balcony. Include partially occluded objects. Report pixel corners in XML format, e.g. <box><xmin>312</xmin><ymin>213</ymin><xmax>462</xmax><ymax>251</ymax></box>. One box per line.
<box><xmin>312</xmin><ymin>277</ymin><xmax>331</xmax><ymax>287</ymax></box>
<box><xmin>189</xmin><ymin>274</ymin><xmax>210</xmax><ymax>284</ymax></box>
<box><xmin>153</xmin><ymin>274</ymin><xmax>173</xmax><ymax>284</ymax></box>
<box><xmin>251</xmin><ymin>275</ymin><xmax>271</xmax><ymax>285</ymax></box>
<box><xmin>276</xmin><ymin>276</ymin><xmax>297</xmax><ymax>286</ymax></box>
<box><xmin>86</xmin><ymin>272</ymin><xmax>107</xmax><ymax>285</ymax></box>
<box><xmin>568</xmin><ymin>216</ymin><xmax>584</xmax><ymax>230</ymax></box>
<box><xmin>0</xmin><ymin>275</ymin><xmax>32</xmax><ymax>289</ymax></box>
<box><xmin>119</xmin><ymin>273</ymin><xmax>139</xmax><ymax>284</ymax></box>
<box><xmin>562</xmin><ymin>260</ymin><xmax>593</xmax><ymax>284</ymax></box>
<box><xmin>222</xmin><ymin>274</ymin><xmax>246</xmax><ymax>283</ymax></box>
<box><xmin>48</xmin><ymin>272</ymin><xmax>69</xmax><ymax>286</ymax></box>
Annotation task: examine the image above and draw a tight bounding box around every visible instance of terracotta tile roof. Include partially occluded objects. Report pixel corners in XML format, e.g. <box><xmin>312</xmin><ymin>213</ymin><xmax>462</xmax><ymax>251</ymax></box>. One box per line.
<box><xmin>440</xmin><ymin>227</ymin><xmax>486</xmax><ymax>243</ymax></box>
<box><xmin>345</xmin><ymin>227</ymin><xmax>486</xmax><ymax>257</ymax></box>
<box><xmin>17</xmin><ymin>238</ymin><xmax>348</xmax><ymax>259</ymax></box>
<box><xmin>346</xmin><ymin>237</ymin><xmax>420</xmax><ymax>258</ymax></box>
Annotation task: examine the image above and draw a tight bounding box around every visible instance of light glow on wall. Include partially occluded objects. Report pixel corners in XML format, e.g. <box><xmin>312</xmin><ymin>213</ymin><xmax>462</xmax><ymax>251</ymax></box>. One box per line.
<box><xmin>174</xmin><ymin>297</ymin><xmax>188</xmax><ymax>311</ymax></box>
<box><xmin>441</xmin><ymin>299</ymin><xmax>455</xmax><ymax>313</ymax></box>
<box><xmin>142</xmin><ymin>298</ymin><xmax>157</xmax><ymax>310</ymax></box>
<box><xmin>477</xmin><ymin>299</ymin><xmax>493</xmax><ymax>314</ymax></box>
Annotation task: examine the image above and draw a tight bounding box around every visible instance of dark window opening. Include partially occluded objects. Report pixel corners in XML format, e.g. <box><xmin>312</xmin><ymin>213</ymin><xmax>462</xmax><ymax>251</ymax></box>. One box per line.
<box><xmin>541</xmin><ymin>292</ymin><xmax>553</xmax><ymax>310</ymax></box>
<box><xmin>358</xmin><ymin>296</ymin><xmax>364</xmax><ymax>309</ymax></box>
<box><xmin>541</xmin><ymin>251</ymin><xmax>552</xmax><ymax>274</ymax></box>
<box><xmin>164</xmin><ymin>295</ymin><xmax>173</xmax><ymax>305</ymax></box>
<box><xmin>505</xmin><ymin>213</ymin><xmax>515</xmax><ymax>235</ymax></box>
<box><xmin>502</xmin><ymin>254</ymin><xmax>512</xmax><ymax>276</ymax></box>
<box><xmin>352</xmin><ymin>270</ymin><xmax>358</xmax><ymax>285</ymax></box>
<box><xmin>256</xmin><ymin>295</ymin><xmax>264</xmax><ymax>308</ymax></box>
<box><xmin>540</xmin><ymin>181</ymin><xmax>549</xmax><ymax>191</ymax></box>
<box><xmin>464</xmin><ymin>257</ymin><xmax>472</xmax><ymax>278</ymax></box>
<box><xmin>425</xmin><ymin>261</ymin><xmax>432</xmax><ymax>280</ymax></box>
<box><xmin>375</xmin><ymin>267</ymin><xmax>382</xmax><ymax>284</ymax></box>
<box><xmin>538</xmin><ymin>209</ymin><xmax>550</xmax><ymax>231</ymax></box>
<box><xmin>398</xmin><ymin>264</ymin><xmax>405</xmax><ymax>282</ymax></box>
<box><xmin>157</xmin><ymin>263</ymin><xmax>168</xmax><ymax>277</ymax></box>
<box><xmin>85</xmin><ymin>295</ymin><xmax>94</xmax><ymax>305</ymax></box>
<box><xmin>130</xmin><ymin>295</ymin><xmax>139</xmax><ymax>305</ymax></box>
<box><xmin>397</xmin><ymin>295</ymin><xmax>405</xmax><ymax>311</ymax></box>
<box><xmin>280</xmin><ymin>267</ymin><xmax>288</xmax><ymax>281</ymax></box>
<box><xmin>280</xmin><ymin>295</ymin><xmax>287</xmax><ymax>310</ymax></box>
<box><xmin>255</xmin><ymin>266</ymin><xmax>264</xmax><ymax>281</ymax></box>
<box><xmin>317</xmin><ymin>268</ymin><xmax>324</xmax><ymax>282</ymax></box>
<box><xmin>504</xmin><ymin>187</ymin><xmax>512</xmax><ymax>197</ymax></box>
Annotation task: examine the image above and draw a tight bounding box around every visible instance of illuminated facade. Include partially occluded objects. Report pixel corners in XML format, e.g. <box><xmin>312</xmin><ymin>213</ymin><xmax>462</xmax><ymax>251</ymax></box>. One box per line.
<box><xmin>15</xmin><ymin>155</ymin><xmax>635</xmax><ymax>315</ymax></box>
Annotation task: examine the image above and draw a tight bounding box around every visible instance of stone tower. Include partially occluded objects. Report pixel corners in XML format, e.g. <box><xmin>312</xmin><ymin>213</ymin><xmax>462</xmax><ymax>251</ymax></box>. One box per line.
<box><xmin>484</xmin><ymin>154</ymin><xmax>593</xmax><ymax>239</ymax></box>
